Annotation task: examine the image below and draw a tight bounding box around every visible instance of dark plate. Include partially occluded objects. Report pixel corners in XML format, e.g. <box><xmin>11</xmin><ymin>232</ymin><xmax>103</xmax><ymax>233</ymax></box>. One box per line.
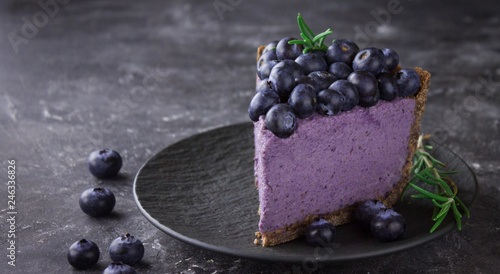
<box><xmin>133</xmin><ymin>122</ymin><xmax>478</xmax><ymax>263</ymax></box>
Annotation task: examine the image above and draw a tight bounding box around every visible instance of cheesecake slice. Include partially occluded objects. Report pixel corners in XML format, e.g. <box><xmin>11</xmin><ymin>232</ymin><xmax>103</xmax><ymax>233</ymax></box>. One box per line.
<box><xmin>253</xmin><ymin>47</ymin><xmax>431</xmax><ymax>246</ymax></box>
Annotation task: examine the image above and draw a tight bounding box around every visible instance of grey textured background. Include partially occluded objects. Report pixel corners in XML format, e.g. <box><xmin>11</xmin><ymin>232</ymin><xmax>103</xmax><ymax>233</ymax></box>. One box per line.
<box><xmin>0</xmin><ymin>0</ymin><xmax>499</xmax><ymax>273</ymax></box>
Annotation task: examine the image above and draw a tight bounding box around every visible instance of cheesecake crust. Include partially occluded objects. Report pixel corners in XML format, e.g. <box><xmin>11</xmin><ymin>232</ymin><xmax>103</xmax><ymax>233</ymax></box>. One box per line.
<box><xmin>255</xmin><ymin>46</ymin><xmax>431</xmax><ymax>246</ymax></box>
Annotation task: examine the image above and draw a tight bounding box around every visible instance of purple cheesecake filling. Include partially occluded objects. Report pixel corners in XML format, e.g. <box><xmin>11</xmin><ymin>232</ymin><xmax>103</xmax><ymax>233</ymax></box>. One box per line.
<box><xmin>254</xmin><ymin>98</ymin><xmax>416</xmax><ymax>233</ymax></box>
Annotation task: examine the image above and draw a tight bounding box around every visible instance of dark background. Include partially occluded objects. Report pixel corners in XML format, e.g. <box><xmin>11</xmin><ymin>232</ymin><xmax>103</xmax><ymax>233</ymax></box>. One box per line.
<box><xmin>1</xmin><ymin>0</ymin><xmax>499</xmax><ymax>273</ymax></box>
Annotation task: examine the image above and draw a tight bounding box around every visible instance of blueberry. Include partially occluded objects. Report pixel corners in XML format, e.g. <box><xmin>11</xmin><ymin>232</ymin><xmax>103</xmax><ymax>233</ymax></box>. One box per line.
<box><xmin>288</xmin><ymin>84</ymin><xmax>317</xmax><ymax>119</ymax></box>
<box><xmin>269</xmin><ymin>60</ymin><xmax>303</xmax><ymax>101</ymax></box>
<box><xmin>317</xmin><ymin>89</ymin><xmax>345</xmax><ymax>116</ymax></box>
<box><xmin>306</xmin><ymin>218</ymin><xmax>337</xmax><ymax>247</ymax></box>
<box><xmin>382</xmin><ymin>48</ymin><xmax>399</xmax><ymax>72</ymax></box>
<box><xmin>264</xmin><ymin>104</ymin><xmax>297</xmax><ymax>138</ymax></box>
<box><xmin>256</xmin><ymin>78</ymin><xmax>272</xmax><ymax>93</ymax></box>
<box><xmin>262</xmin><ymin>40</ymin><xmax>278</xmax><ymax>54</ymax></box>
<box><xmin>295</xmin><ymin>53</ymin><xmax>328</xmax><ymax>75</ymax></box>
<box><xmin>87</xmin><ymin>149</ymin><xmax>122</xmax><ymax>179</ymax></box>
<box><xmin>276</xmin><ymin>37</ymin><xmax>303</xmax><ymax>60</ymax></box>
<box><xmin>347</xmin><ymin>71</ymin><xmax>380</xmax><ymax>107</ymax></box>
<box><xmin>352</xmin><ymin>48</ymin><xmax>386</xmax><ymax>76</ymax></box>
<box><xmin>67</xmin><ymin>239</ymin><xmax>100</xmax><ymax>270</ymax></box>
<box><xmin>328</xmin><ymin>62</ymin><xmax>353</xmax><ymax>80</ymax></box>
<box><xmin>257</xmin><ymin>50</ymin><xmax>277</xmax><ymax>72</ymax></box>
<box><xmin>326</xmin><ymin>39</ymin><xmax>360</xmax><ymax>65</ymax></box>
<box><xmin>79</xmin><ymin>187</ymin><xmax>116</xmax><ymax>217</ymax></box>
<box><xmin>377</xmin><ymin>72</ymin><xmax>398</xmax><ymax>101</ymax></box>
<box><xmin>295</xmin><ymin>75</ymin><xmax>318</xmax><ymax>92</ymax></box>
<box><xmin>355</xmin><ymin>200</ymin><xmax>387</xmax><ymax>231</ymax></box>
<box><xmin>248</xmin><ymin>88</ymin><xmax>280</xmax><ymax>121</ymax></box>
<box><xmin>258</xmin><ymin>60</ymin><xmax>279</xmax><ymax>80</ymax></box>
<box><xmin>370</xmin><ymin>208</ymin><xmax>406</xmax><ymax>242</ymax></box>
<box><xmin>310</xmin><ymin>50</ymin><xmax>326</xmax><ymax>60</ymax></box>
<box><xmin>395</xmin><ymin>69</ymin><xmax>420</xmax><ymax>97</ymax></box>
<box><xmin>103</xmin><ymin>262</ymin><xmax>137</xmax><ymax>274</ymax></box>
<box><xmin>109</xmin><ymin>233</ymin><xmax>145</xmax><ymax>266</ymax></box>
<box><xmin>308</xmin><ymin>71</ymin><xmax>336</xmax><ymax>91</ymax></box>
<box><xmin>328</xmin><ymin>80</ymin><xmax>359</xmax><ymax>111</ymax></box>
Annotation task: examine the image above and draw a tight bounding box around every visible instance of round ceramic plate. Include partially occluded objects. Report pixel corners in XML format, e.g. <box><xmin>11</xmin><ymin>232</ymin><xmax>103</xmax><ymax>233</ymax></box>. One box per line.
<box><xmin>133</xmin><ymin>122</ymin><xmax>478</xmax><ymax>263</ymax></box>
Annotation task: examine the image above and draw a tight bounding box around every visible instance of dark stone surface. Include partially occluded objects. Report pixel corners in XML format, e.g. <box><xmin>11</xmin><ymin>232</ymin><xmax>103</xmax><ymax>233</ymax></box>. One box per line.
<box><xmin>0</xmin><ymin>0</ymin><xmax>498</xmax><ymax>273</ymax></box>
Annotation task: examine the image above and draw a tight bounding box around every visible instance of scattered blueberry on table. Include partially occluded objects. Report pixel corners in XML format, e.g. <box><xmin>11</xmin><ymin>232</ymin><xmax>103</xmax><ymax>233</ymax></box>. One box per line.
<box><xmin>79</xmin><ymin>187</ymin><xmax>116</xmax><ymax>217</ymax></box>
<box><xmin>103</xmin><ymin>262</ymin><xmax>137</xmax><ymax>274</ymax></box>
<box><xmin>109</xmin><ymin>233</ymin><xmax>145</xmax><ymax>266</ymax></box>
<box><xmin>87</xmin><ymin>149</ymin><xmax>123</xmax><ymax>179</ymax></box>
<box><xmin>67</xmin><ymin>239</ymin><xmax>100</xmax><ymax>270</ymax></box>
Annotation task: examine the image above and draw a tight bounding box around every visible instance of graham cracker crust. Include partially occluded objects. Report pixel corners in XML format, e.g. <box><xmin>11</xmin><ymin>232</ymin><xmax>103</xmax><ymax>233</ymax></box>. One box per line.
<box><xmin>254</xmin><ymin>46</ymin><xmax>431</xmax><ymax>246</ymax></box>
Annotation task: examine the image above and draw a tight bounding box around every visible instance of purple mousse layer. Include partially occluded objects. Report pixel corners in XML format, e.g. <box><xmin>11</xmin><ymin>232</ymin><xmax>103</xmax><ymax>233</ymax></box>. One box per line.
<box><xmin>254</xmin><ymin>98</ymin><xmax>416</xmax><ymax>233</ymax></box>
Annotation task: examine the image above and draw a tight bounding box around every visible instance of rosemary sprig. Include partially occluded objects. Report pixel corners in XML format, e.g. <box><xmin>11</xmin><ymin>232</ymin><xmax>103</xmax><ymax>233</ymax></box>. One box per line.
<box><xmin>402</xmin><ymin>134</ymin><xmax>470</xmax><ymax>233</ymax></box>
<box><xmin>288</xmin><ymin>13</ymin><xmax>333</xmax><ymax>53</ymax></box>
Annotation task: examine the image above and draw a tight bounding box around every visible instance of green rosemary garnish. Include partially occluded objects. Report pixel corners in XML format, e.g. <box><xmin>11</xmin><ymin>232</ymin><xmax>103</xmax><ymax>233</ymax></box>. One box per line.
<box><xmin>402</xmin><ymin>134</ymin><xmax>470</xmax><ymax>233</ymax></box>
<box><xmin>288</xmin><ymin>13</ymin><xmax>333</xmax><ymax>53</ymax></box>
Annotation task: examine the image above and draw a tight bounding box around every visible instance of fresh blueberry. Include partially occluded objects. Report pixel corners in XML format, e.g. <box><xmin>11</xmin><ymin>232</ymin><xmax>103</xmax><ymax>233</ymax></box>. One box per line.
<box><xmin>79</xmin><ymin>187</ymin><xmax>116</xmax><ymax>217</ymax></box>
<box><xmin>288</xmin><ymin>84</ymin><xmax>318</xmax><ymax>119</ymax></box>
<box><xmin>262</xmin><ymin>40</ymin><xmax>278</xmax><ymax>54</ymax></box>
<box><xmin>347</xmin><ymin>71</ymin><xmax>380</xmax><ymax>107</ymax></box>
<box><xmin>328</xmin><ymin>80</ymin><xmax>359</xmax><ymax>111</ymax></box>
<box><xmin>326</xmin><ymin>39</ymin><xmax>360</xmax><ymax>65</ymax></box>
<box><xmin>269</xmin><ymin>60</ymin><xmax>303</xmax><ymax>101</ymax></box>
<box><xmin>328</xmin><ymin>62</ymin><xmax>353</xmax><ymax>80</ymax></box>
<box><xmin>264</xmin><ymin>104</ymin><xmax>297</xmax><ymax>138</ymax></box>
<box><xmin>317</xmin><ymin>89</ymin><xmax>345</xmax><ymax>116</ymax></box>
<box><xmin>257</xmin><ymin>50</ymin><xmax>277</xmax><ymax>72</ymax></box>
<box><xmin>295</xmin><ymin>53</ymin><xmax>328</xmax><ymax>75</ymax></box>
<box><xmin>103</xmin><ymin>262</ymin><xmax>137</xmax><ymax>274</ymax></box>
<box><xmin>258</xmin><ymin>60</ymin><xmax>279</xmax><ymax>80</ymax></box>
<box><xmin>256</xmin><ymin>78</ymin><xmax>272</xmax><ymax>93</ymax></box>
<box><xmin>310</xmin><ymin>50</ymin><xmax>326</xmax><ymax>60</ymax></box>
<box><xmin>276</xmin><ymin>37</ymin><xmax>303</xmax><ymax>60</ymax></box>
<box><xmin>248</xmin><ymin>88</ymin><xmax>280</xmax><ymax>121</ymax></box>
<box><xmin>382</xmin><ymin>48</ymin><xmax>399</xmax><ymax>72</ymax></box>
<box><xmin>395</xmin><ymin>69</ymin><xmax>420</xmax><ymax>97</ymax></box>
<box><xmin>352</xmin><ymin>48</ymin><xmax>386</xmax><ymax>76</ymax></box>
<box><xmin>370</xmin><ymin>208</ymin><xmax>406</xmax><ymax>242</ymax></box>
<box><xmin>377</xmin><ymin>72</ymin><xmax>398</xmax><ymax>101</ymax></box>
<box><xmin>306</xmin><ymin>218</ymin><xmax>337</xmax><ymax>247</ymax></box>
<box><xmin>308</xmin><ymin>71</ymin><xmax>336</xmax><ymax>91</ymax></box>
<box><xmin>87</xmin><ymin>149</ymin><xmax>122</xmax><ymax>179</ymax></box>
<box><xmin>295</xmin><ymin>75</ymin><xmax>318</xmax><ymax>92</ymax></box>
<box><xmin>355</xmin><ymin>200</ymin><xmax>387</xmax><ymax>231</ymax></box>
<box><xmin>67</xmin><ymin>239</ymin><xmax>100</xmax><ymax>270</ymax></box>
<box><xmin>109</xmin><ymin>233</ymin><xmax>145</xmax><ymax>266</ymax></box>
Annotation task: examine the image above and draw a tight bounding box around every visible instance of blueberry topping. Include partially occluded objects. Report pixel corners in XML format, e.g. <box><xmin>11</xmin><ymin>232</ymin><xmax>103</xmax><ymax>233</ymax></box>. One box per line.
<box><xmin>257</xmin><ymin>50</ymin><xmax>277</xmax><ymax>71</ymax></box>
<box><xmin>87</xmin><ymin>149</ymin><xmax>122</xmax><ymax>179</ymax></box>
<box><xmin>328</xmin><ymin>62</ymin><xmax>353</xmax><ymax>80</ymax></box>
<box><xmin>103</xmin><ymin>262</ymin><xmax>137</xmax><ymax>274</ymax></box>
<box><xmin>310</xmin><ymin>50</ymin><xmax>326</xmax><ymax>59</ymax></box>
<box><xmin>317</xmin><ymin>89</ymin><xmax>345</xmax><ymax>116</ymax></box>
<box><xmin>79</xmin><ymin>187</ymin><xmax>116</xmax><ymax>217</ymax></box>
<box><xmin>395</xmin><ymin>69</ymin><xmax>420</xmax><ymax>97</ymax></box>
<box><xmin>262</xmin><ymin>40</ymin><xmax>279</xmax><ymax>54</ymax></box>
<box><xmin>248</xmin><ymin>88</ymin><xmax>280</xmax><ymax>121</ymax></box>
<box><xmin>382</xmin><ymin>48</ymin><xmax>399</xmax><ymax>72</ymax></box>
<box><xmin>377</xmin><ymin>72</ymin><xmax>398</xmax><ymax>101</ymax></box>
<box><xmin>269</xmin><ymin>61</ymin><xmax>296</xmax><ymax>101</ymax></box>
<box><xmin>308</xmin><ymin>71</ymin><xmax>336</xmax><ymax>91</ymax></box>
<box><xmin>306</xmin><ymin>218</ymin><xmax>337</xmax><ymax>247</ymax></box>
<box><xmin>294</xmin><ymin>75</ymin><xmax>318</xmax><ymax>92</ymax></box>
<box><xmin>67</xmin><ymin>239</ymin><xmax>100</xmax><ymax>270</ymax></box>
<box><xmin>328</xmin><ymin>80</ymin><xmax>359</xmax><ymax>111</ymax></box>
<box><xmin>276</xmin><ymin>37</ymin><xmax>304</xmax><ymax>60</ymax></box>
<box><xmin>326</xmin><ymin>39</ymin><xmax>360</xmax><ymax>65</ymax></box>
<box><xmin>264</xmin><ymin>104</ymin><xmax>297</xmax><ymax>138</ymax></box>
<box><xmin>256</xmin><ymin>78</ymin><xmax>271</xmax><ymax>93</ymax></box>
<box><xmin>370</xmin><ymin>208</ymin><xmax>406</xmax><ymax>242</ymax></box>
<box><xmin>288</xmin><ymin>84</ymin><xmax>318</xmax><ymax>119</ymax></box>
<box><xmin>355</xmin><ymin>200</ymin><xmax>387</xmax><ymax>231</ymax></box>
<box><xmin>258</xmin><ymin>60</ymin><xmax>279</xmax><ymax>80</ymax></box>
<box><xmin>109</xmin><ymin>233</ymin><xmax>145</xmax><ymax>266</ymax></box>
<box><xmin>352</xmin><ymin>47</ymin><xmax>386</xmax><ymax>76</ymax></box>
<box><xmin>295</xmin><ymin>53</ymin><xmax>328</xmax><ymax>75</ymax></box>
<box><xmin>347</xmin><ymin>71</ymin><xmax>380</xmax><ymax>107</ymax></box>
